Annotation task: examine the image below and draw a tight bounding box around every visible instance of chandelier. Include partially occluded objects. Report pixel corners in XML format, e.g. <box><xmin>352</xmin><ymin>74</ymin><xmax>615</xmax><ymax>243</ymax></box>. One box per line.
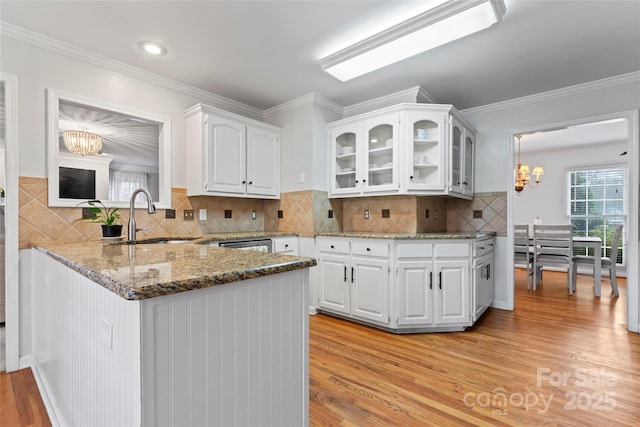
<box><xmin>514</xmin><ymin>134</ymin><xmax>544</xmax><ymax>193</ymax></box>
<box><xmin>63</xmin><ymin>130</ymin><xmax>103</xmax><ymax>156</ymax></box>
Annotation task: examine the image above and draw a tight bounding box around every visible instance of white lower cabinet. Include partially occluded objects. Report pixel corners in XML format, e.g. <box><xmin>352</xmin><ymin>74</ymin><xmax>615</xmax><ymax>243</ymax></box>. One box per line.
<box><xmin>272</xmin><ymin>236</ymin><xmax>299</xmax><ymax>255</ymax></box>
<box><xmin>317</xmin><ymin>237</ymin><xmax>390</xmax><ymax>327</ymax></box>
<box><xmin>318</xmin><ymin>236</ymin><xmax>494</xmax><ymax>333</ymax></box>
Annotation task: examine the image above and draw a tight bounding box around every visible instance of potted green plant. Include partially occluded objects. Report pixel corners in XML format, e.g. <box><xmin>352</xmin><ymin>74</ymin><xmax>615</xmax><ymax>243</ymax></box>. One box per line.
<box><xmin>77</xmin><ymin>199</ymin><xmax>123</xmax><ymax>238</ymax></box>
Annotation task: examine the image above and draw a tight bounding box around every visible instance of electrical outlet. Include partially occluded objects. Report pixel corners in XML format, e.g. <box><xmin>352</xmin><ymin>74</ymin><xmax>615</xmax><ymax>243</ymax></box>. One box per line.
<box><xmin>473</xmin><ymin>210</ymin><xmax>483</xmax><ymax>219</ymax></box>
<box><xmin>199</xmin><ymin>208</ymin><xmax>207</xmax><ymax>220</ymax></box>
<box><xmin>364</xmin><ymin>209</ymin><xmax>370</xmax><ymax>219</ymax></box>
<box><xmin>165</xmin><ymin>209</ymin><xmax>176</xmax><ymax>219</ymax></box>
<box><xmin>183</xmin><ymin>209</ymin><xmax>194</xmax><ymax>220</ymax></box>
<box><xmin>381</xmin><ymin>209</ymin><xmax>390</xmax><ymax>218</ymax></box>
<box><xmin>252</xmin><ymin>210</ymin><xmax>257</xmax><ymax>220</ymax></box>
<box><xmin>100</xmin><ymin>316</ymin><xmax>113</xmax><ymax>350</ymax></box>
<box><xmin>224</xmin><ymin>210</ymin><xmax>232</xmax><ymax>219</ymax></box>
<box><xmin>434</xmin><ymin>210</ymin><xmax>438</xmax><ymax>220</ymax></box>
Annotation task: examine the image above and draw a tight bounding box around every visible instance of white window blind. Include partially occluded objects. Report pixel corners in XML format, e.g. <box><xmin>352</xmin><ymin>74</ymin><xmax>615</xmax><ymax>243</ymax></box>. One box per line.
<box><xmin>568</xmin><ymin>167</ymin><xmax>625</xmax><ymax>264</ymax></box>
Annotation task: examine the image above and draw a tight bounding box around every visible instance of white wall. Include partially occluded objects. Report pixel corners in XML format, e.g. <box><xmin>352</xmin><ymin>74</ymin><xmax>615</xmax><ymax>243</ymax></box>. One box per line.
<box><xmin>461</xmin><ymin>74</ymin><xmax>639</xmax><ymax>332</ymax></box>
<box><xmin>514</xmin><ymin>140</ymin><xmax>627</xmax><ymax>225</ymax></box>
<box><xmin>264</xmin><ymin>102</ymin><xmax>314</xmax><ymax>192</ymax></box>
<box><xmin>264</xmin><ymin>95</ymin><xmax>341</xmax><ymax>192</ymax></box>
<box><xmin>0</xmin><ymin>35</ymin><xmax>261</xmax><ymax>188</ymax></box>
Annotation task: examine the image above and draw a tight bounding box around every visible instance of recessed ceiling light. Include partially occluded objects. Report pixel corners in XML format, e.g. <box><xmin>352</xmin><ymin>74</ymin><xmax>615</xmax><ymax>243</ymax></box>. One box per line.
<box><xmin>138</xmin><ymin>41</ymin><xmax>167</xmax><ymax>56</ymax></box>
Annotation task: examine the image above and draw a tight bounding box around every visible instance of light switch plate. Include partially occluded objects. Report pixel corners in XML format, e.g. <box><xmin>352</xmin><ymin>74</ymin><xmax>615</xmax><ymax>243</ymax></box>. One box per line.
<box><xmin>199</xmin><ymin>209</ymin><xmax>207</xmax><ymax>220</ymax></box>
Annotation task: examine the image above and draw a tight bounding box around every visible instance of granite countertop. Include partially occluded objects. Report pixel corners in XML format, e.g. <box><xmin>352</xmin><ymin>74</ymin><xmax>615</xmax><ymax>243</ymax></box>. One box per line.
<box><xmin>35</xmin><ymin>237</ymin><xmax>315</xmax><ymax>301</ymax></box>
<box><xmin>315</xmin><ymin>231</ymin><xmax>496</xmax><ymax>240</ymax></box>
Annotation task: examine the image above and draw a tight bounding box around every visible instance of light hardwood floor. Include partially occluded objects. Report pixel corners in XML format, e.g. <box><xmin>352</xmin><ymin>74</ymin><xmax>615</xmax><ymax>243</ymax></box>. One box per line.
<box><xmin>309</xmin><ymin>270</ymin><xmax>639</xmax><ymax>426</ymax></box>
<box><xmin>2</xmin><ymin>270</ymin><xmax>639</xmax><ymax>426</ymax></box>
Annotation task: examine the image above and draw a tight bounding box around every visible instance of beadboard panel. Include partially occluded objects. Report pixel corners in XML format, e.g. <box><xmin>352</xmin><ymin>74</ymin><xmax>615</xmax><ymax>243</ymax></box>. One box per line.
<box><xmin>140</xmin><ymin>269</ymin><xmax>309</xmax><ymax>427</ymax></box>
<box><xmin>31</xmin><ymin>249</ymin><xmax>142</xmax><ymax>426</ymax></box>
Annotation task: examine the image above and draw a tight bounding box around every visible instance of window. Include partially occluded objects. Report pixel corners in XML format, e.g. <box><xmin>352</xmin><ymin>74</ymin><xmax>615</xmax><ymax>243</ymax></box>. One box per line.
<box><xmin>568</xmin><ymin>167</ymin><xmax>625</xmax><ymax>264</ymax></box>
<box><xmin>109</xmin><ymin>170</ymin><xmax>150</xmax><ymax>202</ymax></box>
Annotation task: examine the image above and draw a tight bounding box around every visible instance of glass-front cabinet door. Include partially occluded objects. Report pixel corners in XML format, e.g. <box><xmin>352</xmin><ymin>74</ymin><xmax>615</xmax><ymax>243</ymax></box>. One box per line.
<box><xmin>449</xmin><ymin>117</ymin><xmax>464</xmax><ymax>194</ymax></box>
<box><xmin>362</xmin><ymin>113</ymin><xmax>398</xmax><ymax>193</ymax></box>
<box><xmin>330</xmin><ymin>124</ymin><xmax>359</xmax><ymax>195</ymax></box>
<box><xmin>405</xmin><ymin>111</ymin><xmax>445</xmax><ymax>191</ymax></box>
<box><xmin>463</xmin><ymin>132</ymin><xmax>474</xmax><ymax>195</ymax></box>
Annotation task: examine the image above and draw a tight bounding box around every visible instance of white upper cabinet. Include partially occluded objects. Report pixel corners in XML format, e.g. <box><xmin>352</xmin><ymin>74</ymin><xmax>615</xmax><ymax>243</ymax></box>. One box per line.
<box><xmin>330</xmin><ymin>112</ymin><xmax>399</xmax><ymax>196</ymax></box>
<box><xmin>449</xmin><ymin>116</ymin><xmax>474</xmax><ymax>197</ymax></box>
<box><xmin>185</xmin><ymin>104</ymin><xmax>280</xmax><ymax>199</ymax></box>
<box><xmin>327</xmin><ymin>104</ymin><xmax>475</xmax><ymax>199</ymax></box>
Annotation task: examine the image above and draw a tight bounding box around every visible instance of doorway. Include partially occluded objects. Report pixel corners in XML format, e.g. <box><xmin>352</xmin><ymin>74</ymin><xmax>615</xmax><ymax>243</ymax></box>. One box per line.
<box><xmin>509</xmin><ymin>111</ymin><xmax>638</xmax><ymax>332</ymax></box>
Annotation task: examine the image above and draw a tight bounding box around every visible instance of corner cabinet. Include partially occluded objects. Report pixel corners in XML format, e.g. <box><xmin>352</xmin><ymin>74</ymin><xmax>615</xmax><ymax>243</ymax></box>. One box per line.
<box><xmin>185</xmin><ymin>104</ymin><xmax>280</xmax><ymax>199</ymax></box>
<box><xmin>328</xmin><ymin>104</ymin><xmax>475</xmax><ymax>200</ymax></box>
<box><xmin>317</xmin><ymin>235</ymin><xmax>494</xmax><ymax>333</ymax></box>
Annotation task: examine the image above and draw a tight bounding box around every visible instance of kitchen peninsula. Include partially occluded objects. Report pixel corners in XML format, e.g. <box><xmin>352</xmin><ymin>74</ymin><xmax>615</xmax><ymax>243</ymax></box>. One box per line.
<box><xmin>30</xmin><ymin>237</ymin><xmax>315</xmax><ymax>427</ymax></box>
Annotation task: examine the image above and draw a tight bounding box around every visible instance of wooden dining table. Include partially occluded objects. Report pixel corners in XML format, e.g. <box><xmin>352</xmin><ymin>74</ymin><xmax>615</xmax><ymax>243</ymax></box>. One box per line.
<box><xmin>573</xmin><ymin>236</ymin><xmax>603</xmax><ymax>296</ymax></box>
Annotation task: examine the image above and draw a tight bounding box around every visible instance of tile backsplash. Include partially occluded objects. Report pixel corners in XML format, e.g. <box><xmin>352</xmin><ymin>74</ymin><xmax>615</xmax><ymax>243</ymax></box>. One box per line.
<box><xmin>18</xmin><ymin>176</ymin><xmax>507</xmax><ymax>248</ymax></box>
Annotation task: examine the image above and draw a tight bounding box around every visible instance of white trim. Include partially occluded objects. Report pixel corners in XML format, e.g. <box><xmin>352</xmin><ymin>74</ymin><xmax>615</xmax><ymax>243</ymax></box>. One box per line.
<box><xmin>30</xmin><ymin>358</ymin><xmax>60</xmax><ymax>427</ymax></box>
<box><xmin>462</xmin><ymin>71</ymin><xmax>640</xmax><ymax>115</ymax></box>
<box><xmin>343</xmin><ymin>86</ymin><xmax>438</xmax><ymax>118</ymax></box>
<box><xmin>1</xmin><ymin>72</ymin><xmax>19</xmax><ymax>372</ymax></box>
<box><xmin>263</xmin><ymin>92</ymin><xmax>343</xmax><ymax>117</ymax></box>
<box><xmin>0</xmin><ymin>21</ymin><xmax>264</xmax><ymax>121</ymax></box>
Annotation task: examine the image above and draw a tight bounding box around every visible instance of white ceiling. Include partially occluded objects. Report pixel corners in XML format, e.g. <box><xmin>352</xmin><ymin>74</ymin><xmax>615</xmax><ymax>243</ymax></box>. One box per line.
<box><xmin>1</xmin><ymin>0</ymin><xmax>639</xmax><ymax>111</ymax></box>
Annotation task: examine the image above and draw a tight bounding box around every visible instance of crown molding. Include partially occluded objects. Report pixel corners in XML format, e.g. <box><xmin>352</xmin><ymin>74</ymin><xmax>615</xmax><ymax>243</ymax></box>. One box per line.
<box><xmin>0</xmin><ymin>21</ymin><xmax>264</xmax><ymax>121</ymax></box>
<box><xmin>343</xmin><ymin>86</ymin><xmax>438</xmax><ymax>118</ymax></box>
<box><xmin>461</xmin><ymin>71</ymin><xmax>640</xmax><ymax>116</ymax></box>
<box><xmin>263</xmin><ymin>92</ymin><xmax>343</xmax><ymax>118</ymax></box>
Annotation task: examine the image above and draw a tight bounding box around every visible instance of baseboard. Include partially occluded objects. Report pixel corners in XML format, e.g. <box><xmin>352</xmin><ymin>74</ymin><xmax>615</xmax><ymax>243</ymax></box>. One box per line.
<box><xmin>30</xmin><ymin>356</ymin><xmax>61</xmax><ymax>427</ymax></box>
<box><xmin>18</xmin><ymin>354</ymin><xmax>32</xmax><ymax>370</ymax></box>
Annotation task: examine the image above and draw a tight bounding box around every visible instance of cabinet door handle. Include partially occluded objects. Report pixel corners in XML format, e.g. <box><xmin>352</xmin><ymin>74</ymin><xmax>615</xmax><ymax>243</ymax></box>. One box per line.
<box><xmin>330</xmin><ymin>245</ymin><xmax>335</xmax><ymax>249</ymax></box>
<box><xmin>248</xmin><ymin>181</ymin><xmax>253</xmax><ymax>185</ymax></box>
<box><xmin>284</xmin><ymin>244</ymin><xmax>289</xmax><ymax>248</ymax></box>
<box><xmin>366</xmin><ymin>247</ymin><xmax>371</xmax><ymax>252</ymax></box>
<box><xmin>351</xmin><ymin>267</ymin><xmax>354</xmax><ymax>283</ymax></box>
<box><xmin>409</xmin><ymin>175</ymin><xmax>414</xmax><ymax>180</ymax></box>
<box><xmin>355</xmin><ymin>180</ymin><xmax>359</xmax><ymax>184</ymax></box>
<box><xmin>242</xmin><ymin>180</ymin><xmax>246</xmax><ymax>184</ymax></box>
<box><xmin>429</xmin><ymin>271</ymin><xmax>433</xmax><ymax>290</ymax></box>
<box><xmin>362</xmin><ymin>179</ymin><xmax>366</xmax><ymax>183</ymax></box>
<box><xmin>438</xmin><ymin>271</ymin><xmax>442</xmax><ymax>289</ymax></box>
<box><xmin>344</xmin><ymin>266</ymin><xmax>347</xmax><ymax>282</ymax></box>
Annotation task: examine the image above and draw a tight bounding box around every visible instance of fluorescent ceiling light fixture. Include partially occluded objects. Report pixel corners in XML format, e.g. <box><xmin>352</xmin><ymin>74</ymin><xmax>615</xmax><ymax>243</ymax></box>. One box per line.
<box><xmin>320</xmin><ymin>0</ymin><xmax>506</xmax><ymax>81</ymax></box>
<box><xmin>138</xmin><ymin>40</ymin><xmax>167</xmax><ymax>56</ymax></box>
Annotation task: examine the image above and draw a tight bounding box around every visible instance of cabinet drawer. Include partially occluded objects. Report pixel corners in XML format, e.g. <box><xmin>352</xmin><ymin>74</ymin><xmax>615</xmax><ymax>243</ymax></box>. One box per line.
<box><xmin>351</xmin><ymin>240</ymin><xmax>389</xmax><ymax>257</ymax></box>
<box><xmin>473</xmin><ymin>239</ymin><xmax>494</xmax><ymax>257</ymax></box>
<box><xmin>317</xmin><ymin>239</ymin><xmax>350</xmax><ymax>254</ymax></box>
<box><xmin>396</xmin><ymin>243</ymin><xmax>433</xmax><ymax>258</ymax></box>
<box><xmin>273</xmin><ymin>237</ymin><xmax>298</xmax><ymax>254</ymax></box>
<box><xmin>434</xmin><ymin>242</ymin><xmax>470</xmax><ymax>258</ymax></box>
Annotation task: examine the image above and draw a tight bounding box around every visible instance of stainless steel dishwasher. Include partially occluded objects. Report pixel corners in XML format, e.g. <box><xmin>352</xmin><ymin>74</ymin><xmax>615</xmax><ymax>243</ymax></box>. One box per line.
<box><xmin>217</xmin><ymin>238</ymin><xmax>273</xmax><ymax>253</ymax></box>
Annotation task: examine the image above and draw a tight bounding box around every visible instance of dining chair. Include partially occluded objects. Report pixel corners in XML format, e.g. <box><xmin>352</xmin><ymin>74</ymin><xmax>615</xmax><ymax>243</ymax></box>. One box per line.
<box><xmin>514</xmin><ymin>224</ymin><xmax>535</xmax><ymax>289</ymax></box>
<box><xmin>533</xmin><ymin>224</ymin><xmax>574</xmax><ymax>294</ymax></box>
<box><xmin>571</xmin><ymin>224</ymin><xmax>622</xmax><ymax>297</ymax></box>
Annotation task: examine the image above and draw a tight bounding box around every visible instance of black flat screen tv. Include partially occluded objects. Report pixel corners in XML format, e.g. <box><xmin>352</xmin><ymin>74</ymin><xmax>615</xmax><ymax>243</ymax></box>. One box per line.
<box><xmin>59</xmin><ymin>167</ymin><xmax>96</xmax><ymax>199</ymax></box>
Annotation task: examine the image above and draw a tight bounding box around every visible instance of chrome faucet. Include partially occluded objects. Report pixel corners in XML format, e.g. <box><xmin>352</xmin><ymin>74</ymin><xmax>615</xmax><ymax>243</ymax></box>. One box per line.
<box><xmin>128</xmin><ymin>188</ymin><xmax>157</xmax><ymax>241</ymax></box>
